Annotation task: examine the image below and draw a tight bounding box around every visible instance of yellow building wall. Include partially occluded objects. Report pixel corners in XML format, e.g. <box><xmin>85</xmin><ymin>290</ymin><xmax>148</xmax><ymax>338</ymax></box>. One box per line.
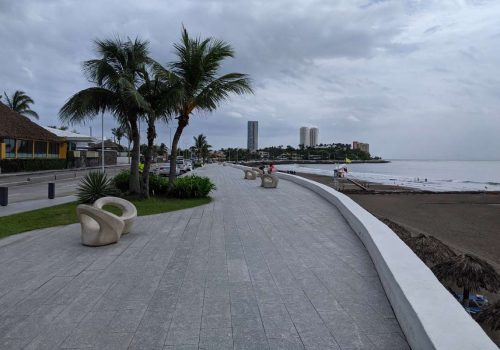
<box><xmin>0</xmin><ymin>143</ymin><xmax>5</xmax><ymax>160</ymax></box>
<box><xmin>59</xmin><ymin>142</ymin><xmax>68</xmax><ymax>159</ymax></box>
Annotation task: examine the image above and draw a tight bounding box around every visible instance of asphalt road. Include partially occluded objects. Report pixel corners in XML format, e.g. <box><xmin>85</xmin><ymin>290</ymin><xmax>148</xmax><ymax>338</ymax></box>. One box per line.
<box><xmin>0</xmin><ymin>166</ymin><xmax>127</xmax><ymax>204</ymax></box>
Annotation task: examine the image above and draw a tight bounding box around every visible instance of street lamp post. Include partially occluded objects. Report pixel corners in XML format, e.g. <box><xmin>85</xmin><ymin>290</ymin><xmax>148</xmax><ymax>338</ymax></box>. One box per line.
<box><xmin>101</xmin><ymin>111</ymin><xmax>105</xmax><ymax>173</ymax></box>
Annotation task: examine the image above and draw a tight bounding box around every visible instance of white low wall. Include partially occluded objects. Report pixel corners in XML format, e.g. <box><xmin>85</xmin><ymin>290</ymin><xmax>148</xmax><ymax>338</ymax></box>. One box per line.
<box><xmin>231</xmin><ymin>164</ymin><xmax>497</xmax><ymax>350</ymax></box>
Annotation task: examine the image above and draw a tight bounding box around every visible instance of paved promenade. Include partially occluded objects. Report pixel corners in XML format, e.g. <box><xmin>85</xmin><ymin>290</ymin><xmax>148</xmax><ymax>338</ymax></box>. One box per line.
<box><xmin>0</xmin><ymin>165</ymin><xmax>408</xmax><ymax>349</ymax></box>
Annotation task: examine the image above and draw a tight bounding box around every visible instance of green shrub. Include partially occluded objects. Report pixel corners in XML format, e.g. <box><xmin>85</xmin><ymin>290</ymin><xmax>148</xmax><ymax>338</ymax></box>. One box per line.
<box><xmin>168</xmin><ymin>175</ymin><xmax>215</xmax><ymax>199</ymax></box>
<box><xmin>77</xmin><ymin>172</ymin><xmax>117</xmax><ymax>203</ymax></box>
<box><xmin>113</xmin><ymin>170</ymin><xmax>130</xmax><ymax>192</ymax></box>
<box><xmin>112</xmin><ymin>170</ymin><xmax>168</xmax><ymax>195</ymax></box>
<box><xmin>0</xmin><ymin>159</ymin><xmax>67</xmax><ymax>173</ymax></box>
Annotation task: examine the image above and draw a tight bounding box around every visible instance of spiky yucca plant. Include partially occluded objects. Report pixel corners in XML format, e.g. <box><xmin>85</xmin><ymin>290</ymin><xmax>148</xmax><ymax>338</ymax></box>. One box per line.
<box><xmin>77</xmin><ymin>172</ymin><xmax>117</xmax><ymax>204</ymax></box>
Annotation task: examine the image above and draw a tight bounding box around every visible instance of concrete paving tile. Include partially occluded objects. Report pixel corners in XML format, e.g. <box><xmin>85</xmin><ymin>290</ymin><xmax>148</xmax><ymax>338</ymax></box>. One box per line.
<box><xmin>0</xmin><ymin>165</ymin><xmax>409</xmax><ymax>349</ymax></box>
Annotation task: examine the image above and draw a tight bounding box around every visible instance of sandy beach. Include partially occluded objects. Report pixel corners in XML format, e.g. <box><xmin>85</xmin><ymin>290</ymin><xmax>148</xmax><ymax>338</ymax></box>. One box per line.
<box><xmin>293</xmin><ymin>171</ymin><xmax>500</xmax><ymax>345</ymax></box>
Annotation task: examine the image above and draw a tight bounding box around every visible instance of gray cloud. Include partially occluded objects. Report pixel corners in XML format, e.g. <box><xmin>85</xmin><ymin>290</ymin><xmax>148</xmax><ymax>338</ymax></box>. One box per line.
<box><xmin>1</xmin><ymin>0</ymin><xmax>500</xmax><ymax>159</ymax></box>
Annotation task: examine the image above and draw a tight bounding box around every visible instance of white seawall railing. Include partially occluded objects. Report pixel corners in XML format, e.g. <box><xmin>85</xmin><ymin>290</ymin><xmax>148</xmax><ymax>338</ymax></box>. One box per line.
<box><xmin>231</xmin><ymin>164</ymin><xmax>497</xmax><ymax>350</ymax></box>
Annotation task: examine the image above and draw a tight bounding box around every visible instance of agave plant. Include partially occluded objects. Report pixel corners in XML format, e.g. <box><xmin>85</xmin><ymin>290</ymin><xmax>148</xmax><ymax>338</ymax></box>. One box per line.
<box><xmin>77</xmin><ymin>171</ymin><xmax>117</xmax><ymax>204</ymax></box>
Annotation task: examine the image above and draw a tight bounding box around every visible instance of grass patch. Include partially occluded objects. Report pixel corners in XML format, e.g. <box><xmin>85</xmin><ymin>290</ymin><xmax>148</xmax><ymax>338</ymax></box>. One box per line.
<box><xmin>0</xmin><ymin>197</ymin><xmax>211</xmax><ymax>239</ymax></box>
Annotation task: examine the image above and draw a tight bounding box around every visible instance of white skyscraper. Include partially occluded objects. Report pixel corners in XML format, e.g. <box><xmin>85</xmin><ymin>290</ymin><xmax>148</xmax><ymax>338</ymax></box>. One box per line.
<box><xmin>299</xmin><ymin>127</ymin><xmax>310</xmax><ymax>147</ymax></box>
<box><xmin>247</xmin><ymin>121</ymin><xmax>258</xmax><ymax>152</ymax></box>
<box><xmin>309</xmin><ymin>128</ymin><xmax>319</xmax><ymax>147</ymax></box>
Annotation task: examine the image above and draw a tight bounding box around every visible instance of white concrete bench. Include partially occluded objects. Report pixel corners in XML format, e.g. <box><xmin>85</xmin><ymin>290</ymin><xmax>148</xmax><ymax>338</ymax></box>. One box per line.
<box><xmin>77</xmin><ymin>204</ymin><xmax>125</xmax><ymax>246</ymax></box>
<box><xmin>244</xmin><ymin>169</ymin><xmax>257</xmax><ymax>180</ymax></box>
<box><xmin>261</xmin><ymin>174</ymin><xmax>279</xmax><ymax>188</ymax></box>
<box><xmin>94</xmin><ymin>196</ymin><xmax>137</xmax><ymax>234</ymax></box>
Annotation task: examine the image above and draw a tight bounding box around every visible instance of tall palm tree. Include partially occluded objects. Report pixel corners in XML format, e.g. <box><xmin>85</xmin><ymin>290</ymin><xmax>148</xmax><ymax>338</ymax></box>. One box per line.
<box><xmin>157</xmin><ymin>27</ymin><xmax>253</xmax><ymax>184</ymax></box>
<box><xmin>137</xmin><ymin>70</ymin><xmax>172</xmax><ymax>198</ymax></box>
<box><xmin>59</xmin><ymin>37</ymin><xmax>151</xmax><ymax>194</ymax></box>
<box><xmin>193</xmin><ymin>134</ymin><xmax>208</xmax><ymax>161</ymax></box>
<box><xmin>433</xmin><ymin>254</ymin><xmax>500</xmax><ymax>307</ymax></box>
<box><xmin>3</xmin><ymin>90</ymin><xmax>39</xmax><ymax>119</ymax></box>
<box><xmin>111</xmin><ymin>126</ymin><xmax>125</xmax><ymax>146</ymax></box>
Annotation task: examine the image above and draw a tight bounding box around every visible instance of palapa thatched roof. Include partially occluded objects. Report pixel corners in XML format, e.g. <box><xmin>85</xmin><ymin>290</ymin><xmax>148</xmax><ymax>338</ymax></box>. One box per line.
<box><xmin>477</xmin><ymin>299</ymin><xmax>500</xmax><ymax>331</ymax></box>
<box><xmin>405</xmin><ymin>233</ymin><xmax>457</xmax><ymax>266</ymax></box>
<box><xmin>433</xmin><ymin>253</ymin><xmax>500</xmax><ymax>293</ymax></box>
<box><xmin>0</xmin><ymin>102</ymin><xmax>60</xmax><ymax>142</ymax></box>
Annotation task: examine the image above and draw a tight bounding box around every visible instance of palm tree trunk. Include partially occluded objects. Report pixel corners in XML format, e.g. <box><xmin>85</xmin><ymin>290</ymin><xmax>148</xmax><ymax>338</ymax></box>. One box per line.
<box><xmin>463</xmin><ymin>287</ymin><xmax>470</xmax><ymax>307</ymax></box>
<box><xmin>169</xmin><ymin>116</ymin><xmax>188</xmax><ymax>185</ymax></box>
<box><xmin>141</xmin><ymin>117</ymin><xmax>156</xmax><ymax>198</ymax></box>
<box><xmin>129</xmin><ymin>117</ymin><xmax>141</xmax><ymax>194</ymax></box>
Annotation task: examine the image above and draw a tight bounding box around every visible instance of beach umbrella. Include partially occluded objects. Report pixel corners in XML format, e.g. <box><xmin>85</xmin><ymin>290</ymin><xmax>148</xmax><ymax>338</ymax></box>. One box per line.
<box><xmin>433</xmin><ymin>254</ymin><xmax>500</xmax><ymax>307</ymax></box>
<box><xmin>477</xmin><ymin>299</ymin><xmax>500</xmax><ymax>331</ymax></box>
<box><xmin>379</xmin><ymin>218</ymin><xmax>412</xmax><ymax>241</ymax></box>
<box><xmin>405</xmin><ymin>233</ymin><xmax>456</xmax><ymax>266</ymax></box>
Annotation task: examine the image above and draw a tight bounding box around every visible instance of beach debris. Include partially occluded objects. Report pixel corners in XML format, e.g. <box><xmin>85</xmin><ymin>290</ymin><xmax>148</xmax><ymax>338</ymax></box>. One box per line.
<box><xmin>433</xmin><ymin>254</ymin><xmax>500</xmax><ymax>307</ymax></box>
<box><xmin>405</xmin><ymin>233</ymin><xmax>456</xmax><ymax>266</ymax></box>
<box><xmin>477</xmin><ymin>299</ymin><xmax>500</xmax><ymax>330</ymax></box>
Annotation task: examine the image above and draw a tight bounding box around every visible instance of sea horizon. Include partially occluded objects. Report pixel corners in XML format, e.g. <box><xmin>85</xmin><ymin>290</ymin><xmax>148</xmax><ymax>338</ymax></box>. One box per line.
<box><xmin>276</xmin><ymin>160</ymin><xmax>500</xmax><ymax>192</ymax></box>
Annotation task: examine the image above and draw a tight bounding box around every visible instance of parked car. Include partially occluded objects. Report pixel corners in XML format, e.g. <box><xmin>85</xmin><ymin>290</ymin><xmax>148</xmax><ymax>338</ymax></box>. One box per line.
<box><xmin>176</xmin><ymin>159</ymin><xmax>189</xmax><ymax>173</ymax></box>
<box><xmin>152</xmin><ymin>164</ymin><xmax>180</xmax><ymax>177</ymax></box>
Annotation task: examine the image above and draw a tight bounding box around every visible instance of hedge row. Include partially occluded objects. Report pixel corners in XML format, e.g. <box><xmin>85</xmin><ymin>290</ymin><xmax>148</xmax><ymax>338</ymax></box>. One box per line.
<box><xmin>0</xmin><ymin>159</ymin><xmax>67</xmax><ymax>173</ymax></box>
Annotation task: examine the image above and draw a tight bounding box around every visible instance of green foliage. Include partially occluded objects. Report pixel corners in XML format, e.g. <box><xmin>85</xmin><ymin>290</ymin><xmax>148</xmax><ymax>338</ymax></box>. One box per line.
<box><xmin>0</xmin><ymin>159</ymin><xmax>67</xmax><ymax>173</ymax></box>
<box><xmin>112</xmin><ymin>170</ymin><xmax>130</xmax><ymax>192</ymax></box>
<box><xmin>113</xmin><ymin>170</ymin><xmax>168</xmax><ymax>195</ymax></box>
<box><xmin>77</xmin><ymin>171</ymin><xmax>117</xmax><ymax>204</ymax></box>
<box><xmin>168</xmin><ymin>175</ymin><xmax>215</xmax><ymax>199</ymax></box>
<box><xmin>3</xmin><ymin>90</ymin><xmax>39</xmax><ymax>119</ymax></box>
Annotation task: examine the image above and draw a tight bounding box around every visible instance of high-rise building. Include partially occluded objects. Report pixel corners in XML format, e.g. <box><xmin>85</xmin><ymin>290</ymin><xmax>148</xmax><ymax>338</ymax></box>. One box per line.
<box><xmin>247</xmin><ymin>121</ymin><xmax>258</xmax><ymax>152</ymax></box>
<box><xmin>309</xmin><ymin>128</ymin><xmax>319</xmax><ymax>147</ymax></box>
<box><xmin>299</xmin><ymin>127</ymin><xmax>310</xmax><ymax>147</ymax></box>
<box><xmin>353</xmin><ymin>141</ymin><xmax>369</xmax><ymax>153</ymax></box>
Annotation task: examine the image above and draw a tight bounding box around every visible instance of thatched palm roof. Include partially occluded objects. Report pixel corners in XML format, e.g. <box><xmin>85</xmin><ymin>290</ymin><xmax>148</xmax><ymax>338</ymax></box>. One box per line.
<box><xmin>0</xmin><ymin>102</ymin><xmax>60</xmax><ymax>141</ymax></box>
<box><xmin>433</xmin><ymin>254</ymin><xmax>500</xmax><ymax>293</ymax></box>
<box><xmin>477</xmin><ymin>299</ymin><xmax>500</xmax><ymax>331</ymax></box>
<box><xmin>405</xmin><ymin>233</ymin><xmax>456</xmax><ymax>266</ymax></box>
<box><xmin>379</xmin><ymin>217</ymin><xmax>412</xmax><ymax>241</ymax></box>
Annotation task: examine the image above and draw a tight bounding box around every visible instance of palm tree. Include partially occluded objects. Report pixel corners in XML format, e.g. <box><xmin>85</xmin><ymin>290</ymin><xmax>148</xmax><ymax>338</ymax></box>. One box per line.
<box><xmin>477</xmin><ymin>299</ymin><xmax>500</xmax><ymax>331</ymax></box>
<box><xmin>137</xmin><ymin>70</ymin><xmax>172</xmax><ymax>198</ymax></box>
<box><xmin>157</xmin><ymin>27</ymin><xmax>253</xmax><ymax>184</ymax></box>
<box><xmin>59</xmin><ymin>37</ymin><xmax>151</xmax><ymax>194</ymax></box>
<box><xmin>433</xmin><ymin>254</ymin><xmax>500</xmax><ymax>307</ymax></box>
<box><xmin>193</xmin><ymin>134</ymin><xmax>208</xmax><ymax>161</ymax></box>
<box><xmin>3</xmin><ymin>90</ymin><xmax>39</xmax><ymax>119</ymax></box>
<box><xmin>405</xmin><ymin>233</ymin><xmax>456</xmax><ymax>266</ymax></box>
<box><xmin>111</xmin><ymin>126</ymin><xmax>125</xmax><ymax>146</ymax></box>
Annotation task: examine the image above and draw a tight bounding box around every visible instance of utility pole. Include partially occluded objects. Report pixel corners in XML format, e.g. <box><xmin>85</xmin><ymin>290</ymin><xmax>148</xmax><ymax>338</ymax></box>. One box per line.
<box><xmin>101</xmin><ymin>112</ymin><xmax>105</xmax><ymax>173</ymax></box>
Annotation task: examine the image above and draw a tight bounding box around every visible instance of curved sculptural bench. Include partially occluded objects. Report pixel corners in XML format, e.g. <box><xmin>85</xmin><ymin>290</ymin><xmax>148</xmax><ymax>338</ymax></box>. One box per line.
<box><xmin>94</xmin><ymin>196</ymin><xmax>137</xmax><ymax>234</ymax></box>
<box><xmin>77</xmin><ymin>205</ymin><xmax>125</xmax><ymax>246</ymax></box>
<box><xmin>244</xmin><ymin>169</ymin><xmax>257</xmax><ymax>180</ymax></box>
<box><xmin>261</xmin><ymin>174</ymin><xmax>279</xmax><ymax>188</ymax></box>
<box><xmin>251</xmin><ymin>167</ymin><xmax>264</xmax><ymax>177</ymax></box>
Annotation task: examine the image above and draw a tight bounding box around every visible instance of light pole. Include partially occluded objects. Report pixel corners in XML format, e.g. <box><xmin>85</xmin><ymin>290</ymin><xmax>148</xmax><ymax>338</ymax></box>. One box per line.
<box><xmin>101</xmin><ymin>111</ymin><xmax>105</xmax><ymax>173</ymax></box>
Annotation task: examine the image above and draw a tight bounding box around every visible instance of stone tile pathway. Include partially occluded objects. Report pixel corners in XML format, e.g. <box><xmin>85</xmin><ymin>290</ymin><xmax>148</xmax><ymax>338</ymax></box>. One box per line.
<box><xmin>0</xmin><ymin>165</ymin><xmax>409</xmax><ymax>349</ymax></box>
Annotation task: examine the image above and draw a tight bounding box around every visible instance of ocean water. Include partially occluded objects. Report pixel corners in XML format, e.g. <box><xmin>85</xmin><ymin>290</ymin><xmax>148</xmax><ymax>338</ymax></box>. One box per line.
<box><xmin>276</xmin><ymin>160</ymin><xmax>500</xmax><ymax>192</ymax></box>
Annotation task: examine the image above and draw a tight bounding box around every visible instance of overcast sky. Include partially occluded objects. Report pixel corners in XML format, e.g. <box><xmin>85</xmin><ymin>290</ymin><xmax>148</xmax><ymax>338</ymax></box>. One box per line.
<box><xmin>1</xmin><ymin>0</ymin><xmax>500</xmax><ymax>159</ymax></box>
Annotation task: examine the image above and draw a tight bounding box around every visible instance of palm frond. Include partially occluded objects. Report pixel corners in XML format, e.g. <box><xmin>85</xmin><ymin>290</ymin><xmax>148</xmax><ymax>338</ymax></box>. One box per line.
<box><xmin>59</xmin><ymin>87</ymin><xmax>117</xmax><ymax>124</ymax></box>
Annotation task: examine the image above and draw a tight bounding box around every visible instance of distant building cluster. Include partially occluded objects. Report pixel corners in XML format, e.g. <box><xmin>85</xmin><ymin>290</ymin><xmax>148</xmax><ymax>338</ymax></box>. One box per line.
<box><xmin>299</xmin><ymin>126</ymin><xmax>319</xmax><ymax>147</ymax></box>
<box><xmin>353</xmin><ymin>141</ymin><xmax>369</xmax><ymax>153</ymax></box>
<box><xmin>247</xmin><ymin>121</ymin><xmax>258</xmax><ymax>152</ymax></box>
